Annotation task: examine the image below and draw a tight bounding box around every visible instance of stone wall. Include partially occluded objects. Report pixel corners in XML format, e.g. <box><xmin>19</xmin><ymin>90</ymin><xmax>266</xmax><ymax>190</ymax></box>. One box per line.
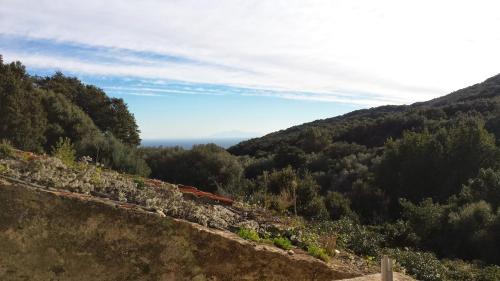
<box><xmin>0</xmin><ymin>183</ymin><xmax>359</xmax><ymax>281</ymax></box>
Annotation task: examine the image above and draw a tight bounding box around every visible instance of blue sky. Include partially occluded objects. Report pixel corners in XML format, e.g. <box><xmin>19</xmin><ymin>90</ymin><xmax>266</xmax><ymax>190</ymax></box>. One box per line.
<box><xmin>1</xmin><ymin>0</ymin><xmax>500</xmax><ymax>138</ymax></box>
<box><xmin>0</xmin><ymin>34</ymin><xmax>359</xmax><ymax>138</ymax></box>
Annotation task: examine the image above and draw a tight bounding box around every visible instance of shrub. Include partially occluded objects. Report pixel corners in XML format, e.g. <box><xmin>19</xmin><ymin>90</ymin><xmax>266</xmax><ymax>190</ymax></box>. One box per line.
<box><xmin>51</xmin><ymin>137</ymin><xmax>76</xmax><ymax>167</ymax></box>
<box><xmin>288</xmin><ymin>225</ymin><xmax>320</xmax><ymax>249</ymax></box>
<box><xmin>399</xmin><ymin>198</ymin><xmax>445</xmax><ymax>243</ymax></box>
<box><xmin>90</xmin><ymin>166</ymin><xmax>103</xmax><ymax>185</ymax></box>
<box><xmin>324</xmin><ymin>191</ymin><xmax>353</xmax><ymax>220</ymax></box>
<box><xmin>270</xmin><ymin>189</ymin><xmax>294</xmax><ymax>213</ymax></box>
<box><xmin>238</xmin><ymin>228</ymin><xmax>260</xmax><ymax>242</ymax></box>
<box><xmin>295</xmin><ymin>172</ymin><xmax>328</xmax><ymax>219</ymax></box>
<box><xmin>330</xmin><ymin>217</ymin><xmax>384</xmax><ymax>257</ymax></box>
<box><xmin>273</xmin><ymin>237</ymin><xmax>292</xmax><ymax>250</ymax></box>
<box><xmin>0</xmin><ymin>163</ymin><xmax>7</xmax><ymax>173</ymax></box>
<box><xmin>441</xmin><ymin>259</ymin><xmax>476</xmax><ymax>281</ymax></box>
<box><xmin>0</xmin><ymin>140</ymin><xmax>14</xmax><ymax>158</ymax></box>
<box><xmin>376</xmin><ymin>220</ymin><xmax>420</xmax><ymax>248</ymax></box>
<box><xmin>134</xmin><ymin>177</ymin><xmax>145</xmax><ymax>188</ymax></box>
<box><xmin>141</xmin><ymin>144</ymin><xmax>241</xmax><ymax>192</ymax></box>
<box><xmin>477</xmin><ymin>265</ymin><xmax>500</xmax><ymax>281</ymax></box>
<box><xmin>386</xmin><ymin>248</ymin><xmax>445</xmax><ymax>281</ymax></box>
<box><xmin>318</xmin><ymin>234</ymin><xmax>337</xmax><ymax>256</ymax></box>
<box><xmin>307</xmin><ymin>244</ymin><xmax>330</xmax><ymax>262</ymax></box>
<box><xmin>80</xmin><ymin>133</ymin><xmax>151</xmax><ymax>177</ymax></box>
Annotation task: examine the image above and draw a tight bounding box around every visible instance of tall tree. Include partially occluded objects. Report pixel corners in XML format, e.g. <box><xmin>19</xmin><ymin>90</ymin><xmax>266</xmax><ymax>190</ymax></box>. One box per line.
<box><xmin>36</xmin><ymin>73</ymin><xmax>141</xmax><ymax>146</ymax></box>
<box><xmin>0</xmin><ymin>58</ymin><xmax>46</xmax><ymax>152</ymax></box>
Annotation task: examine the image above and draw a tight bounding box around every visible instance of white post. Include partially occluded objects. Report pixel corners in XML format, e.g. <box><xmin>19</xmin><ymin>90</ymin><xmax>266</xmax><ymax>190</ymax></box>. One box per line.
<box><xmin>381</xmin><ymin>255</ymin><xmax>393</xmax><ymax>281</ymax></box>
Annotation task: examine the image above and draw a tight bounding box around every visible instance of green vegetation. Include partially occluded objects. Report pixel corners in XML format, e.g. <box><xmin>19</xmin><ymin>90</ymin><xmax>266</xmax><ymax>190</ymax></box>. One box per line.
<box><xmin>237</xmin><ymin>227</ymin><xmax>260</xmax><ymax>242</ymax></box>
<box><xmin>272</xmin><ymin>237</ymin><xmax>292</xmax><ymax>250</ymax></box>
<box><xmin>386</xmin><ymin>248</ymin><xmax>445</xmax><ymax>281</ymax></box>
<box><xmin>121</xmin><ymin>72</ymin><xmax>500</xmax><ymax>278</ymax></box>
<box><xmin>0</xmin><ymin>55</ymin><xmax>148</xmax><ymax>176</ymax></box>
<box><xmin>0</xmin><ymin>163</ymin><xmax>7</xmax><ymax>173</ymax></box>
<box><xmin>307</xmin><ymin>244</ymin><xmax>330</xmax><ymax>262</ymax></box>
<box><xmin>134</xmin><ymin>177</ymin><xmax>145</xmax><ymax>188</ymax></box>
<box><xmin>221</xmin><ymin>76</ymin><xmax>500</xmax><ymax>279</ymax></box>
<box><xmin>0</xmin><ymin>141</ymin><xmax>14</xmax><ymax>158</ymax></box>
<box><xmin>51</xmin><ymin>137</ymin><xmax>76</xmax><ymax>167</ymax></box>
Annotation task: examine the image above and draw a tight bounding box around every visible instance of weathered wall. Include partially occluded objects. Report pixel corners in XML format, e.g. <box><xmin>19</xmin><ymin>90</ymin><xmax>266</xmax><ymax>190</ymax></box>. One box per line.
<box><xmin>0</xmin><ymin>183</ymin><xmax>359</xmax><ymax>281</ymax></box>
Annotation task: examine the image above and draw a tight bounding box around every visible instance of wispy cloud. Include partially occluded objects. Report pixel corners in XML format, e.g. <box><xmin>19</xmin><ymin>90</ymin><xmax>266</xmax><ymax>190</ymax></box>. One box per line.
<box><xmin>1</xmin><ymin>0</ymin><xmax>500</xmax><ymax>106</ymax></box>
<box><xmin>101</xmin><ymin>79</ymin><xmax>400</xmax><ymax>106</ymax></box>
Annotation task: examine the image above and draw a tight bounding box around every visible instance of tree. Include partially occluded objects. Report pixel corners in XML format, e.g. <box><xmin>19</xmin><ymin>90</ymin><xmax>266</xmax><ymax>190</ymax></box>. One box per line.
<box><xmin>447</xmin><ymin>201</ymin><xmax>496</xmax><ymax>261</ymax></box>
<box><xmin>79</xmin><ymin>133</ymin><xmax>150</xmax><ymax>177</ymax></box>
<box><xmin>0</xmin><ymin>60</ymin><xmax>47</xmax><ymax>152</ymax></box>
<box><xmin>274</xmin><ymin>144</ymin><xmax>306</xmax><ymax>169</ymax></box>
<box><xmin>377</xmin><ymin>117</ymin><xmax>499</xmax><ymax>204</ymax></box>
<box><xmin>296</xmin><ymin>172</ymin><xmax>328</xmax><ymax>219</ymax></box>
<box><xmin>399</xmin><ymin>198</ymin><xmax>445</xmax><ymax>248</ymax></box>
<box><xmin>142</xmin><ymin>144</ymin><xmax>243</xmax><ymax>193</ymax></box>
<box><xmin>324</xmin><ymin>191</ymin><xmax>353</xmax><ymax>220</ymax></box>
<box><xmin>297</xmin><ymin>127</ymin><xmax>331</xmax><ymax>153</ymax></box>
<box><xmin>462</xmin><ymin>168</ymin><xmax>500</xmax><ymax>210</ymax></box>
<box><xmin>40</xmin><ymin>90</ymin><xmax>101</xmax><ymax>151</ymax></box>
<box><xmin>109</xmin><ymin>98</ymin><xmax>141</xmax><ymax>146</ymax></box>
<box><xmin>36</xmin><ymin>73</ymin><xmax>141</xmax><ymax>146</ymax></box>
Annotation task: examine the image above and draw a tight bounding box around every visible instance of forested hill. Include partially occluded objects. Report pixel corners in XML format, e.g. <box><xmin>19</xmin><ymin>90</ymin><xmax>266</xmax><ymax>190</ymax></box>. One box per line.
<box><xmin>228</xmin><ymin>73</ymin><xmax>500</xmax><ymax>156</ymax></box>
<box><xmin>222</xmin><ymin>73</ymin><xmax>500</xmax><ymax>270</ymax></box>
<box><xmin>0</xmin><ymin>55</ymin><xmax>150</xmax><ymax>176</ymax></box>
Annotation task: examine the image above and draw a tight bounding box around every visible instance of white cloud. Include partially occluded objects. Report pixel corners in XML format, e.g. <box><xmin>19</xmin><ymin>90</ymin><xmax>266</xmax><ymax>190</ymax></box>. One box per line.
<box><xmin>1</xmin><ymin>0</ymin><xmax>500</xmax><ymax>105</ymax></box>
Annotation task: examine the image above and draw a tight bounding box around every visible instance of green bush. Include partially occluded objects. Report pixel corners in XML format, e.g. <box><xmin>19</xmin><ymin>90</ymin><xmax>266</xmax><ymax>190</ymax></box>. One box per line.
<box><xmin>330</xmin><ymin>217</ymin><xmax>384</xmax><ymax>257</ymax></box>
<box><xmin>307</xmin><ymin>244</ymin><xmax>330</xmax><ymax>262</ymax></box>
<box><xmin>141</xmin><ymin>144</ymin><xmax>241</xmax><ymax>192</ymax></box>
<box><xmin>51</xmin><ymin>137</ymin><xmax>76</xmax><ymax>167</ymax></box>
<box><xmin>376</xmin><ymin>220</ymin><xmax>420</xmax><ymax>248</ymax></box>
<box><xmin>80</xmin><ymin>133</ymin><xmax>151</xmax><ymax>177</ymax></box>
<box><xmin>273</xmin><ymin>237</ymin><xmax>292</xmax><ymax>250</ymax></box>
<box><xmin>0</xmin><ymin>163</ymin><xmax>7</xmax><ymax>173</ymax></box>
<box><xmin>238</xmin><ymin>228</ymin><xmax>260</xmax><ymax>242</ymax></box>
<box><xmin>324</xmin><ymin>191</ymin><xmax>353</xmax><ymax>220</ymax></box>
<box><xmin>134</xmin><ymin>177</ymin><xmax>145</xmax><ymax>188</ymax></box>
<box><xmin>386</xmin><ymin>248</ymin><xmax>445</xmax><ymax>281</ymax></box>
<box><xmin>288</xmin><ymin>224</ymin><xmax>320</xmax><ymax>249</ymax></box>
<box><xmin>441</xmin><ymin>259</ymin><xmax>477</xmax><ymax>281</ymax></box>
<box><xmin>0</xmin><ymin>140</ymin><xmax>14</xmax><ymax>158</ymax></box>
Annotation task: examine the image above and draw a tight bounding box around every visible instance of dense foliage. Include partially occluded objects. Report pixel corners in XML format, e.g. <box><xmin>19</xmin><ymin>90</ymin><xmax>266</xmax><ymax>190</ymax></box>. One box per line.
<box><xmin>222</xmin><ymin>74</ymin><xmax>500</xmax><ymax>268</ymax></box>
<box><xmin>0</xmin><ymin>56</ymin><xmax>148</xmax><ymax>176</ymax></box>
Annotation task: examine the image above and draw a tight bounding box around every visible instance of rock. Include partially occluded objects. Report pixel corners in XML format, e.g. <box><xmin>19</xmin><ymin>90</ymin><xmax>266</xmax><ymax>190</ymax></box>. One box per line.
<box><xmin>156</xmin><ymin>210</ymin><xmax>166</xmax><ymax>217</ymax></box>
<box><xmin>0</xmin><ymin>183</ymin><xmax>365</xmax><ymax>281</ymax></box>
<box><xmin>335</xmin><ymin>249</ymin><xmax>341</xmax><ymax>255</ymax></box>
<box><xmin>235</xmin><ymin>220</ymin><xmax>260</xmax><ymax>231</ymax></box>
<box><xmin>288</xmin><ymin>250</ymin><xmax>294</xmax><ymax>255</ymax></box>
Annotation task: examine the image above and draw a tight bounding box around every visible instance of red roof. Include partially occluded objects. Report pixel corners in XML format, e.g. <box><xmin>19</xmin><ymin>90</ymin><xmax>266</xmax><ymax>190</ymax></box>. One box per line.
<box><xmin>178</xmin><ymin>185</ymin><xmax>234</xmax><ymax>205</ymax></box>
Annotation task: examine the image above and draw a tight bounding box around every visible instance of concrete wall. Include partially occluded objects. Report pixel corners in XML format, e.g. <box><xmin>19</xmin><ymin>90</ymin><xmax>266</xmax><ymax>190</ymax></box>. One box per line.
<box><xmin>0</xmin><ymin>183</ymin><xmax>359</xmax><ymax>281</ymax></box>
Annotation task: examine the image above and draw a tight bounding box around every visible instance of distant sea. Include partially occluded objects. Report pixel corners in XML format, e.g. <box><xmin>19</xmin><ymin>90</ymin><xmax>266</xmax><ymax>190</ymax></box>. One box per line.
<box><xmin>140</xmin><ymin>138</ymin><xmax>249</xmax><ymax>149</ymax></box>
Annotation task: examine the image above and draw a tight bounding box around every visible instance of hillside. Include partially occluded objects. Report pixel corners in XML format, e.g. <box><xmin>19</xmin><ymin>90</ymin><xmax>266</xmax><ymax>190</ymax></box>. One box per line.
<box><xmin>224</xmin><ymin>74</ymin><xmax>500</xmax><ymax>280</ymax></box>
<box><xmin>229</xmin><ymin>74</ymin><xmax>500</xmax><ymax>155</ymax></box>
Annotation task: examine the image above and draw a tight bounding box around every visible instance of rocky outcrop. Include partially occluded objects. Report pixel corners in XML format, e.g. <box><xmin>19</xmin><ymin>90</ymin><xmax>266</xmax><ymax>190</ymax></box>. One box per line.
<box><xmin>0</xmin><ymin>181</ymin><xmax>361</xmax><ymax>281</ymax></box>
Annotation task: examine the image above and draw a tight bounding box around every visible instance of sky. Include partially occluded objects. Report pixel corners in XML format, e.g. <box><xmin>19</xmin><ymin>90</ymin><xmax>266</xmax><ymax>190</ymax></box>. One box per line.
<box><xmin>1</xmin><ymin>0</ymin><xmax>500</xmax><ymax>139</ymax></box>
